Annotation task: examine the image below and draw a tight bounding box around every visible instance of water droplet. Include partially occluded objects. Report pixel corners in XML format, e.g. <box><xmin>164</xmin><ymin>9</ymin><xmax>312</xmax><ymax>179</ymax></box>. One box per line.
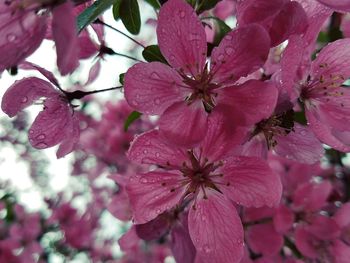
<box><xmin>29</xmin><ymin>130</ymin><xmax>34</xmax><ymax>134</ymax></box>
<box><xmin>7</xmin><ymin>34</ymin><xmax>16</xmax><ymax>42</ymax></box>
<box><xmin>179</xmin><ymin>10</ymin><xmax>185</xmax><ymax>18</ymax></box>
<box><xmin>224</xmin><ymin>34</ymin><xmax>233</xmax><ymax>41</ymax></box>
<box><xmin>143</xmin><ymin>149</ymin><xmax>148</xmax><ymax>154</ymax></box>
<box><xmin>35</xmin><ymin>142</ymin><xmax>48</xmax><ymax>148</ymax></box>
<box><xmin>21</xmin><ymin>97</ymin><xmax>28</xmax><ymax>103</ymax></box>
<box><xmin>156</xmin><ymin>209</ymin><xmax>162</xmax><ymax>214</ymax></box>
<box><xmin>218</xmin><ymin>54</ymin><xmax>224</xmax><ymax>61</ymax></box>
<box><xmin>236</xmin><ymin>239</ymin><xmax>244</xmax><ymax>245</ymax></box>
<box><xmin>151</xmin><ymin>72</ymin><xmax>161</xmax><ymax>79</ymax></box>
<box><xmin>36</xmin><ymin>134</ymin><xmax>46</xmax><ymax>140</ymax></box>
<box><xmin>132</xmin><ymin>100</ymin><xmax>139</xmax><ymax>106</ymax></box>
<box><xmin>224</xmin><ymin>47</ymin><xmax>234</xmax><ymax>55</ymax></box>
<box><xmin>154</xmin><ymin>98</ymin><xmax>161</xmax><ymax>105</ymax></box>
<box><xmin>201</xmin><ymin>215</ymin><xmax>207</xmax><ymax>221</ymax></box>
<box><xmin>140</xmin><ymin>178</ymin><xmax>148</xmax><ymax>183</ymax></box>
<box><xmin>155</xmin><ymin>152</ymin><xmax>160</xmax><ymax>158</ymax></box>
<box><xmin>300</xmin><ymin>130</ymin><xmax>307</xmax><ymax>136</ymax></box>
<box><xmin>203</xmin><ymin>245</ymin><xmax>211</xmax><ymax>253</ymax></box>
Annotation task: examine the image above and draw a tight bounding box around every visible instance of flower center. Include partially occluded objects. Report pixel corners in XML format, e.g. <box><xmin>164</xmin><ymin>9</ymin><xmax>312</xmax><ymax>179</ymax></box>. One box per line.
<box><xmin>180</xmin><ymin>65</ymin><xmax>219</xmax><ymax>113</ymax></box>
<box><xmin>252</xmin><ymin>110</ymin><xmax>295</xmax><ymax>149</ymax></box>
<box><xmin>180</xmin><ymin>150</ymin><xmax>223</xmax><ymax>198</ymax></box>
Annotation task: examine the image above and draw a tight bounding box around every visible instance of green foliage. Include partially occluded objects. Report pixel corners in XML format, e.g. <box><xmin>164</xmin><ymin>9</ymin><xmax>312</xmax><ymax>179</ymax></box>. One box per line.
<box><xmin>119</xmin><ymin>0</ymin><xmax>141</xmax><ymax>35</ymax></box>
<box><xmin>124</xmin><ymin>111</ymin><xmax>142</xmax><ymax>131</ymax></box>
<box><xmin>142</xmin><ymin>45</ymin><xmax>168</xmax><ymax>63</ymax></box>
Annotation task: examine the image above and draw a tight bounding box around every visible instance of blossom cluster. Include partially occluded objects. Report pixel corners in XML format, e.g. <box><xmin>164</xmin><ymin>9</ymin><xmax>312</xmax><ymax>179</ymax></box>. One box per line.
<box><xmin>1</xmin><ymin>0</ymin><xmax>350</xmax><ymax>262</ymax></box>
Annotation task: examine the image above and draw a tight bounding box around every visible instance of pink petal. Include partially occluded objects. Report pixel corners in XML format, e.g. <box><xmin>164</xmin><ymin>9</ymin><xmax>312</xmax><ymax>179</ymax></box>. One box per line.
<box><xmin>211</xmin><ymin>24</ymin><xmax>270</xmax><ymax>84</ymax></box>
<box><xmin>0</xmin><ymin>7</ymin><xmax>47</xmax><ymax>72</ymax></box>
<box><xmin>312</xmin><ymin>87</ymin><xmax>350</xmax><ymax>132</ymax></box>
<box><xmin>331</xmin><ymin>239</ymin><xmax>350</xmax><ymax>263</ymax></box>
<box><xmin>296</xmin><ymin>0</ymin><xmax>332</xmax><ymax>46</ymax></box>
<box><xmin>188</xmin><ymin>194</ymin><xmax>244</xmax><ymax>263</ymax></box>
<box><xmin>279</xmin><ymin>35</ymin><xmax>304</xmax><ymax>101</ymax></box>
<box><xmin>295</xmin><ymin>226</ymin><xmax>318</xmax><ymax>258</ymax></box>
<box><xmin>171</xmin><ymin>216</ymin><xmax>196</xmax><ymax>263</ymax></box>
<box><xmin>107</xmin><ymin>193</ymin><xmax>132</xmax><ymax>221</ymax></box>
<box><xmin>28</xmin><ymin>96</ymin><xmax>72</xmax><ymax>149</ymax></box>
<box><xmin>269</xmin><ymin>1</ymin><xmax>308</xmax><ymax>46</ymax></box>
<box><xmin>126</xmin><ymin>171</ymin><xmax>185</xmax><ymax>224</ymax></box>
<box><xmin>311</xmin><ymin>39</ymin><xmax>350</xmax><ymax>87</ymax></box>
<box><xmin>274</xmin><ymin>123</ymin><xmax>324</xmax><ymax>164</ymax></box>
<box><xmin>52</xmin><ymin>1</ymin><xmax>79</xmax><ymax>75</ymax></box>
<box><xmin>246</xmin><ymin>223</ymin><xmax>284</xmax><ymax>256</ymax></box>
<box><xmin>135</xmin><ymin>214</ymin><xmax>170</xmax><ymax>241</ymax></box>
<box><xmin>159</xmin><ymin>101</ymin><xmax>208</xmax><ymax>147</ymax></box>
<box><xmin>19</xmin><ymin>61</ymin><xmax>60</xmax><ymax>87</ymax></box>
<box><xmin>241</xmin><ymin>133</ymin><xmax>269</xmax><ymax>159</ymax></box>
<box><xmin>78</xmin><ymin>31</ymin><xmax>98</xmax><ymax>59</ymax></box>
<box><xmin>86</xmin><ymin>61</ymin><xmax>101</xmax><ymax>84</ymax></box>
<box><xmin>56</xmin><ymin>114</ymin><xmax>80</xmax><ymax>158</ymax></box>
<box><xmin>218</xmin><ymin>80</ymin><xmax>278</xmax><ymax>125</ymax></box>
<box><xmin>236</xmin><ymin>0</ymin><xmax>285</xmax><ymax>25</ymax></box>
<box><xmin>317</xmin><ymin>0</ymin><xmax>350</xmax><ymax>12</ymax></box>
<box><xmin>273</xmin><ymin>205</ymin><xmax>295</xmax><ymax>234</ymax></box>
<box><xmin>157</xmin><ymin>0</ymin><xmax>207</xmax><ymax>76</ymax></box>
<box><xmin>218</xmin><ymin>156</ymin><xmax>282</xmax><ymax>207</ymax></box>
<box><xmin>200</xmin><ymin>107</ymin><xmax>247</xmax><ymax>162</ymax></box>
<box><xmin>306</xmin><ymin>109</ymin><xmax>350</xmax><ymax>152</ymax></box>
<box><xmin>118</xmin><ymin>226</ymin><xmax>139</xmax><ymax>252</ymax></box>
<box><xmin>334</xmin><ymin>202</ymin><xmax>350</xmax><ymax>228</ymax></box>
<box><xmin>127</xmin><ymin>130</ymin><xmax>187</xmax><ymax>168</ymax></box>
<box><xmin>292</xmin><ymin>181</ymin><xmax>332</xmax><ymax>212</ymax></box>
<box><xmin>1</xmin><ymin>77</ymin><xmax>57</xmax><ymax>117</ymax></box>
<box><xmin>124</xmin><ymin>62</ymin><xmax>186</xmax><ymax>115</ymax></box>
<box><xmin>307</xmin><ymin>215</ymin><xmax>341</xmax><ymax>240</ymax></box>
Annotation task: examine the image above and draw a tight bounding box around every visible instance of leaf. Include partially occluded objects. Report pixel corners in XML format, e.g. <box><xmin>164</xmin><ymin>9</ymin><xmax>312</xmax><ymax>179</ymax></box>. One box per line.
<box><xmin>144</xmin><ymin>0</ymin><xmax>161</xmax><ymax>9</ymax></box>
<box><xmin>113</xmin><ymin>0</ymin><xmax>122</xmax><ymax>20</ymax></box>
<box><xmin>119</xmin><ymin>73</ymin><xmax>125</xmax><ymax>85</ymax></box>
<box><xmin>197</xmin><ymin>0</ymin><xmax>222</xmax><ymax>14</ymax></box>
<box><xmin>212</xmin><ymin>17</ymin><xmax>231</xmax><ymax>46</ymax></box>
<box><xmin>77</xmin><ymin>0</ymin><xmax>116</xmax><ymax>32</ymax></box>
<box><xmin>142</xmin><ymin>45</ymin><xmax>168</xmax><ymax>63</ymax></box>
<box><xmin>124</xmin><ymin>111</ymin><xmax>142</xmax><ymax>131</ymax></box>
<box><xmin>119</xmin><ymin>0</ymin><xmax>141</xmax><ymax>35</ymax></box>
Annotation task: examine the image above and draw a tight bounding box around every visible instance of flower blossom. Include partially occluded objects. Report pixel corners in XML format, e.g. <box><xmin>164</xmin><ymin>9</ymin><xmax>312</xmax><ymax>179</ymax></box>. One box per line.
<box><xmin>126</xmin><ymin>111</ymin><xmax>282</xmax><ymax>263</ymax></box>
<box><xmin>1</xmin><ymin>65</ymin><xmax>80</xmax><ymax>158</ymax></box>
<box><xmin>125</xmin><ymin>0</ymin><xmax>276</xmax><ymax>146</ymax></box>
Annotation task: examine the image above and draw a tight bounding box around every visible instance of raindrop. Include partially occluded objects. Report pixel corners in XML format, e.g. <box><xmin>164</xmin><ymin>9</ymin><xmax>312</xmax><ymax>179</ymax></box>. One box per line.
<box><xmin>154</xmin><ymin>98</ymin><xmax>161</xmax><ymax>105</ymax></box>
<box><xmin>35</xmin><ymin>142</ymin><xmax>48</xmax><ymax>148</ymax></box>
<box><xmin>218</xmin><ymin>54</ymin><xmax>225</xmax><ymax>61</ymax></box>
<box><xmin>156</xmin><ymin>209</ymin><xmax>162</xmax><ymax>214</ymax></box>
<box><xmin>36</xmin><ymin>134</ymin><xmax>46</xmax><ymax>140</ymax></box>
<box><xmin>140</xmin><ymin>178</ymin><xmax>148</xmax><ymax>183</ymax></box>
<box><xmin>155</xmin><ymin>152</ymin><xmax>160</xmax><ymax>158</ymax></box>
<box><xmin>300</xmin><ymin>130</ymin><xmax>307</xmax><ymax>136</ymax></box>
<box><xmin>21</xmin><ymin>96</ymin><xmax>28</xmax><ymax>103</ymax></box>
<box><xmin>151</xmin><ymin>72</ymin><xmax>161</xmax><ymax>79</ymax></box>
<box><xmin>203</xmin><ymin>245</ymin><xmax>211</xmax><ymax>253</ymax></box>
<box><xmin>143</xmin><ymin>149</ymin><xmax>148</xmax><ymax>154</ymax></box>
<box><xmin>179</xmin><ymin>10</ymin><xmax>185</xmax><ymax>18</ymax></box>
<box><xmin>224</xmin><ymin>47</ymin><xmax>234</xmax><ymax>55</ymax></box>
<box><xmin>7</xmin><ymin>34</ymin><xmax>16</xmax><ymax>42</ymax></box>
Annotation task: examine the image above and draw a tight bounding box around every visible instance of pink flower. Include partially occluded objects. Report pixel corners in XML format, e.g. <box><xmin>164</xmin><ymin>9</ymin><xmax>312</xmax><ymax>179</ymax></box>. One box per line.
<box><xmin>0</xmin><ymin>0</ymin><xmax>79</xmax><ymax>75</ymax></box>
<box><xmin>236</xmin><ymin>0</ymin><xmax>308</xmax><ymax>46</ymax></box>
<box><xmin>125</xmin><ymin>0</ymin><xmax>275</xmax><ymax>146</ymax></box>
<box><xmin>1</xmin><ymin>73</ymin><xmax>80</xmax><ymax>158</ymax></box>
<box><xmin>0</xmin><ymin>0</ymin><xmax>47</xmax><ymax>72</ymax></box>
<box><xmin>300</xmin><ymin>39</ymin><xmax>350</xmax><ymax>152</ymax></box>
<box><xmin>316</xmin><ymin>0</ymin><xmax>350</xmax><ymax>12</ymax></box>
<box><xmin>126</xmin><ymin>111</ymin><xmax>282</xmax><ymax>263</ymax></box>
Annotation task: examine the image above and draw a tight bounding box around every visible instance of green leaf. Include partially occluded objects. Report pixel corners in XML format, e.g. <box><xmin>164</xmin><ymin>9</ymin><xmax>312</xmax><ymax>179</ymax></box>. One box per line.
<box><xmin>212</xmin><ymin>17</ymin><xmax>231</xmax><ymax>46</ymax></box>
<box><xmin>77</xmin><ymin>0</ymin><xmax>116</xmax><ymax>32</ymax></box>
<box><xmin>186</xmin><ymin>0</ymin><xmax>196</xmax><ymax>8</ymax></box>
<box><xmin>197</xmin><ymin>0</ymin><xmax>221</xmax><ymax>13</ymax></box>
<box><xmin>144</xmin><ymin>0</ymin><xmax>161</xmax><ymax>9</ymax></box>
<box><xmin>119</xmin><ymin>73</ymin><xmax>125</xmax><ymax>85</ymax></box>
<box><xmin>142</xmin><ymin>45</ymin><xmax>168</xmax><ymax>63</ymax></box>
<box><xmin>119</xmin><ymin>0</ymin><xmax>141</xmax><ymax>35</ymax></box>
<box><xmin>113</xmin><ymin>0</ymin><xmax>122</xmax><ymax>20</ymax></box>
<box><xmin>124</xmin><ymin>111</ymin><xmax>142</xmax><ymax>131</ymax></box>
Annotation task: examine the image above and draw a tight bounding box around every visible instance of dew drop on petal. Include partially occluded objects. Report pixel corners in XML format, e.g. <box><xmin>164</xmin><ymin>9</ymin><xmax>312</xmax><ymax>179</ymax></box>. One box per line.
<box><xmin>151</xmin><ymin>72</ymin><xmax>161</xmax><ymax>79</ymax></box>
<box><xmin>203</xmin><ymin>245</ymin><xmax>211</xmax><ymax>253</ymax></box>
<box><xmin>140</xmin><ymin>178</ymin><xmax>148</xmax><ymax>183</ymax></box>
<box><xmin>36</xmin><ymin>134</ymin><xmax>46</xmax><ymax>140</ymax></box>
<box><xmin>224</xmin><ymin>47</ymin><xmax>234</xmax><ymax>55</ymax></box>
<box><xmin>7</xmin><ymin>34</ymin><xmax>16</xmax><ymax>42</ymax></box>
<box><xmin>35</xmin><ymin>142</ymin><xmax>48</xmax><ymax>148</ymax></box>
<box><xmin>179</xmin><ymin>10</ymin><xmax>185</xmax><ymax>18</ymax></box>
<box><xmin>155</xmin><ymin>152</ymin><xmax>160</xmax><ymax>158</ymax></box>
<box><xmin>21</xmin><ymin>97</ymin><xmax>28</xmax><ymax>103</ymax></box>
